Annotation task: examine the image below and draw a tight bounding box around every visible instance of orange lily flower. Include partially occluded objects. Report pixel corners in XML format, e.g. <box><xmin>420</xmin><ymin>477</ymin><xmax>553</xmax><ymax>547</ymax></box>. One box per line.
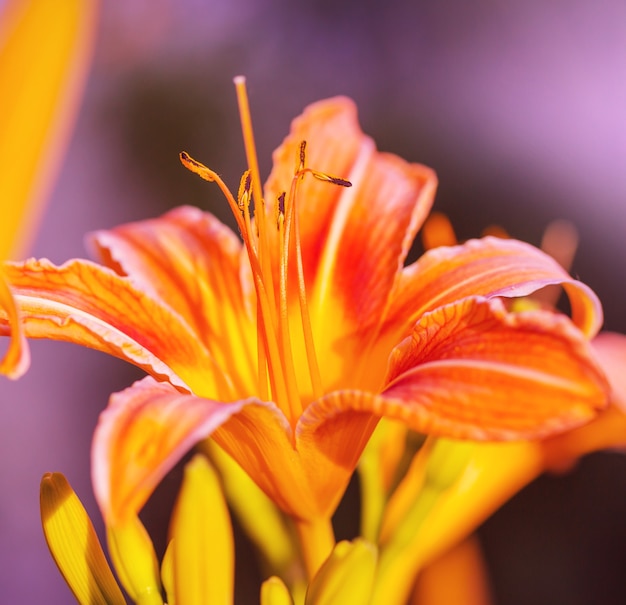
<box><xmin>0</xmin><ymin>79</ymin><xmax>609</xmax><ymax>571</ymax></box>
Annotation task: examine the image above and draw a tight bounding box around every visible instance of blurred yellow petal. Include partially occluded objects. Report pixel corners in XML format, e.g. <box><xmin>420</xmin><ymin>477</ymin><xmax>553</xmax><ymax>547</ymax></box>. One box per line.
<box><xmin>305</xmin><ymin>539</ymin><xmax>377</xmax><ymax>605</ymax></box>
<box><xmin>201</xmin><ymin>439</ymin><xmax>297</xmax><ymax>578</ymax></box>
<box><xmin>380</xmin><ymin>438</ymin><xmax>475</xmax><ymax>545</ymax></box>
<box><xmin>160</xmin><ymin>541</ymin><xmax>175</xmax><ymax>605</ymax></box>
<box><xmin>261</xmin><ymin>577</ymin><xmax>294</xmax><ymax>605</ymax></box>
<box><xmin>373</xmin><ymin>439</ymin><xmax>475</xmax><ymax>604</ymax></box>
<box><xmin>372</xmin><ymin>402</ymin><xmax>626</xmax><ymax>605</ymax></box>
<box><xmin>169</xmin><ymin>455</ymin><xmax>234</xmax><ymax>605</ymax></box>
<box><xmin>357</xmin><ymin>419</ymin><xmax>413</xmax><ymax>542</ymax></box>
<box><xmin>39</xmin><ymin>473</ymin><xmax>125</xmax><ymax>605</ymax></box>
<box><xmin>107</xmin><ymin>516</ymin><xmax>163</xmax><ymax>605</ymax></box>
<box><xmin>0</xmin><ymin>0</ymin><xmax>98</xmax><ymax>259</ymax></box>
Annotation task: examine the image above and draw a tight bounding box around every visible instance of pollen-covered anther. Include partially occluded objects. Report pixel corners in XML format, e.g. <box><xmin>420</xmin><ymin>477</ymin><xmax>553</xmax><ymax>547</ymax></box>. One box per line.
<box><xmin>276</xmin><ymin>192</ymin><xmax>286</xmax><ymax>228</ymax></box>
<box><xmin>294</xmin><ymin>138</ymin><xmax>351</xmax><ymax>187</ymax></box>
<box><xmin>310</xmin><ymin>171</ymin><xmax>353</xmax><ymax>187</ymax></box>
<box><xmin>179</xmin><ymin>151</ymin><xmax>218</xmax><ymax>182</ymax></box>
<box><xmin>298</xmin><ymin>140</ymin><xmax>307</xmax><ymax>172</ymax></box>
<box><xmin>237</xmin><ymin>170</ymin><xmax>252</xmax><ymax>212</ymax></box>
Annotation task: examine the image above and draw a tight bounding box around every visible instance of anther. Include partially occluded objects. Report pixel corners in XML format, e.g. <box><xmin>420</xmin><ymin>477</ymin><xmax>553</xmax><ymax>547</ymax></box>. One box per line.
<box><xmin>179</xmin><ymin>152</ymin><xmax>217</xmax><ymax>182</ymax></box>
<box><xmin>237</xmin><ymin>171</ymin><xmax>252</xmax><ymax>211</ymax></box>
<box><xmin>278</xmin><ymin>192</ymin><xmax>286</xmax><ymax>216</ymax></box>
<box><xmin>298</xmin><ymin>141</ymin><xmax>307</xmax><ymax>172</ymax></box>
<box><xmin>311</xmin><ymin>171</ymin><xmax>352</xmax><ymax>187</ymax></box>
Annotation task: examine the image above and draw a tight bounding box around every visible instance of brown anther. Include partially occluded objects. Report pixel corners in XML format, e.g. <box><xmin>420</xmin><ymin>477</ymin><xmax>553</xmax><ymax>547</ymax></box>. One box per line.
<box><xmin>179</xmin><ymin>151</ymin><xmax>217</xmax><ymax>182</ymax></box>
<box><xmin>237</xmin><ymin>171</ymin><xmax>252</xmax><ymax>211</ymax></box>
<box><xmin>311</xmin><ymin>170</ymin><xmax>352</xmax><ymax>187</ymax></box>
<box><xmin>276</xmin><ymin>192</ymin><xmax>286</xmax><ymax>228</ymax></box>
<box><xmin>298</xmin><ymin>140</ymin><xmax>307</xmax><ymax>171</ymax></box>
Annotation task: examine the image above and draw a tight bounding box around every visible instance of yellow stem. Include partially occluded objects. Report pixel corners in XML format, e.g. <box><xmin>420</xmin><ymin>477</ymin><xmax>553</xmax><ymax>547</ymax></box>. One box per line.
<box><xmin>294</xmin><ymin>516</ymin><xmax>335</xmax><ymax>581</ymax></box>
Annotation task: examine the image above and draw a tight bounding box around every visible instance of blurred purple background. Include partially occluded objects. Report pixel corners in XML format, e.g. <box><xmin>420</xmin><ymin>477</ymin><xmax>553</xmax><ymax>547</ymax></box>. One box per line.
<box><xmin>1</xmin><ymin>1</ymin><xmax>625</xmax><ymax>603</ymax></box>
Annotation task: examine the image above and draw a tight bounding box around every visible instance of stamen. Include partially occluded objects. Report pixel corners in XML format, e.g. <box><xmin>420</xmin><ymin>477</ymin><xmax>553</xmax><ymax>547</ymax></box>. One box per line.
<box><xmin>298</xmin><ymin>141</ymin><xmax>307</xmax><ymax>172</ymax></box>
<box><xmin>237</xmin><ymin>171</ymin><xmax>252</xmax><ymax>212</ymax></box>
<box><xmin>276</xmin><ymin>192</ymin><xmax>286</xmax><ymax>228</ymax></box>
<box><xmin>181</xmin><ymin>150</ymin><xmax>289</xmax><ymax>412</ymax></box>
<box><xmin>180</xmin><ymin>151</ymin><xmax>216</xmax><ymax>182</ymax></box>
<box><xmin>277</xmin><ymin>195</ymin><xmax>304</xmax><ymax>420</ymax></box>
<box><xmin>180</xmin><ymin>152</ymin><xmax>245</xmax><ymax>237</ymax></box>
<box><xmin>286</xmin><ymin>143</ymin><xmax>325</xmax><ymax>400</ymax></box>
<box><xmin>292</xmin><ymin>187</ymin><xmax>323</xmax><ymax>400</ymax></box>
<box><xmin>310</xmin><ymin>171</ymin><xmax>352</xmax><ymax>188</ymax></box>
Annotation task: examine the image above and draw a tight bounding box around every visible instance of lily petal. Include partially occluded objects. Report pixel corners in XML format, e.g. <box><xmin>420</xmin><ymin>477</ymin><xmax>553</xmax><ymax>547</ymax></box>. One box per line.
<box><xmin>299</xmin><ymin>298</ymin><xmax>607</xmax><ymax>489</ymax></box>
<box><xmin>0</xmin><ymin>258</ymin><xmax>226</xmax><ymax>395</ymax></box>
<box><xmin>92</xmin><ymin>376</ymin><xmax>356</xmax><ymax>522</ymax></box>
<box><xmin>265</xmin><ymin>98</ymin><xmax>437</xmax><ymax>390</ymax></box>
<box><xmin>88</xmin><ymin>206</ymin><xmax>257</xmax><ymax>393</ymax></box>
<box><xmin>40</xmin><ymin>472</ymin><xmax>126</xmax><ymax>605</ymax></box>
<box><xmin>381</xmin><ymin>237</ymin><xmax>603</xmax><ymax>346</ymax></box>
<box><xmin>213</xmin><ymin>401</ymin><xmax>365</xmax><ymax>520</ymax></box>
<box><xmin>169</xmin><ymin>455</ymin><xmax>234</xmax><ymax>605</ymax></box>
<box><xmin>382</xmin><ymin>297</ymin><xmax>608</xmax><ymax>439</ymax></box>
<box><xmin>91</xmin><ymin>377</ymin><xmax>251</xmax><ymax>524</ymax></box>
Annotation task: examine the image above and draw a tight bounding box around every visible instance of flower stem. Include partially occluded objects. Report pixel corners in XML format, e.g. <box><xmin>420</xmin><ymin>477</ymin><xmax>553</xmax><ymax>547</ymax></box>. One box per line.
<box><xmin>294</xmin><ymin>516</ymin><xmax>335</xmax><ymax>580</ymax></box>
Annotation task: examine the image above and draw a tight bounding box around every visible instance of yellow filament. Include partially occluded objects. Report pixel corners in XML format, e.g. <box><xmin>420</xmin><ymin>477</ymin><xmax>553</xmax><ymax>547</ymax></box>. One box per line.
<box><xmin>278</xmin><ymin>185</ymin><xmax>305</xmax><ymax>420</ymax></box>
<box><xmin>239</xmin><ymin>186</ymin><xmax>291</xmax><ymax>413</ymax></box>
<box><xmin>180</xmin><ymin>152</ymin><xmax>288</xmax><ymax>410</ymax></box>
<box><xmin>289</xmin><ymin>172</ymin><xmax>323</xmax><ymax>400</ymax></box>
<box><xmin>256</xmin><ymin>304</ymin><xmax>269</xmax><ymax>401</ymax></box>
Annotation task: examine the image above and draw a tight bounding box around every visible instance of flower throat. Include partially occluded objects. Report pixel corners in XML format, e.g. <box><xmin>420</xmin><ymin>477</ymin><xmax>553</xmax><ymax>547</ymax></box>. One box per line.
<box><xmin>180</xmin><ymin>76</ymin><xmax>351</xmax><ymax>428</ymax></box>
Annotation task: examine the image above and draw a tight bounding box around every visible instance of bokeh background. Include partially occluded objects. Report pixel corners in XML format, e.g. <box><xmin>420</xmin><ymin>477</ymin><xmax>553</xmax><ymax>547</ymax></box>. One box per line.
<box><xmin>2</xmin><ymin>0</ymin><xmax>626</xmax><ymax>603</ymax></box>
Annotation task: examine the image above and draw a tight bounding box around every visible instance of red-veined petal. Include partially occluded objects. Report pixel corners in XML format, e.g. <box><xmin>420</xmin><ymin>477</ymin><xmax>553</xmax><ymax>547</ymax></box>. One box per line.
<box><xmin>88</xmin><ymin>205</ymin><xmax>257</xmax><ymax>395</ymax></box>
<box><xmin>268</xmin><ymin>97</ymin><xmax>437</xmax><ymax>325</ymax></box>
<box><xmin>265</xmin><ymin>97</ymin><xmax>437</xmax><ymax>391</ymax></box>
<box><xmin>0</xmin><ymin>258</ymin><xmax>227</xmax><ymax>396</ymax></box>
<box><xmin>382</xmin><ymin>297</ymin><xmax>608</xmax><ymax>439</ymax></box>
<box><xmin>213</xmin><ymin>402</ymin><xmax>369</xmax><ymax>521</ymax></box>
<box><xmin>92</xmin><ymin>377</ymin><xmax>251</xmax><ymax>525</ymax></box>
<box><xmin>381</xmin><ymin>237</ymin><xmax>602</xmax><ymax>347</ymax></box>
<box><xmin>93</xmin><ymin>376</ymin><xmax>359</xmax><ymax>523</ymax></box>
